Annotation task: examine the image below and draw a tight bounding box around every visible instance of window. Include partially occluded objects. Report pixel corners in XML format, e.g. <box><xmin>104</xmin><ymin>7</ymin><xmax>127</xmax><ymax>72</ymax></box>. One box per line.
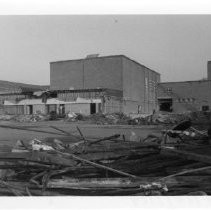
<box><xmin>166</xmin><ymin>87</ymin><xmax>172</xmax><ymax>93</ymax></box>
<box><xmin>202</xmin><ymin>106</ymin><xmax>209</xmax><ymax>111</ymax></box>
<box><xmin>138</xmin><ymin>105</ymin><xmax>142</xmax><ymax>114</ymax></box>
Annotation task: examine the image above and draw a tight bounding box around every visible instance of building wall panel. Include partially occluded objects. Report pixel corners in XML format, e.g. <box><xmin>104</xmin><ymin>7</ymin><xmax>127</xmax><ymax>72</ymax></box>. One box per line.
<box><xmin>122</xmin><ymin>57</ymin><xmax>160</xmax><ymax>114</ymax></box>
<box><xmin>103</xmin><ymin>96</ymin><xmax>122</xmax><ymax>113</ymax></box>
<box><xmin>50</xmin><ymin>57</ymin><xmax>122</xmax><ymax>91</ymax></box>
<box><xmin>33</xmin><ymin>104</ymin><xmax>46</xmax><ymax>114</ymax></box>
<box><xmin>65</xmin><ymin>103</ymin><xmax>90</xmax><ymax>115</ymax></box>
<box><xmin>3</xmin><ymin>105</ymin><xmax>24</xmax><ymax>115</ymax></box>
<box><xmin>50</xmin><ymin>60</ymin><xmax>84</xmax><ymax>90</ymax></box>
<box><xmin>157</xmin><ymin>81</ymin><xmax>211</xmax><ymax>113</ymax></box>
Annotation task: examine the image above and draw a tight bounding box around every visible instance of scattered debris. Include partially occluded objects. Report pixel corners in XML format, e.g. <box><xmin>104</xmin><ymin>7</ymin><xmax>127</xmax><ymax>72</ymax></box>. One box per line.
<box><xmin>0</xmin><ymin>112</ymin><xmax>211</xmax><ymax>196</ymax></box>
<box><xmin>1</xmin><ymin>111</ymin><xmax>210</xmax><ymax>125</ymax></box>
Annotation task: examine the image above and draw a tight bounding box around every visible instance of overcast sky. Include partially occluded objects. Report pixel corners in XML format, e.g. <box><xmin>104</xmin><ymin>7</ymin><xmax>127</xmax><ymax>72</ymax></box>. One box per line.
<box><xmin>0</xmin><ymin>15</ymin><xmax>211</xmax><ymax>85</ymax></box>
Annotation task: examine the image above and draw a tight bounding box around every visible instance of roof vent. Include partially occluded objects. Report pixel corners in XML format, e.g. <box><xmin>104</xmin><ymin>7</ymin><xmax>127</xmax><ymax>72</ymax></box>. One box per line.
<box><xmin>86</xmin><ymin>54</ymin><xmax>99</xmax><ymax>58</ymax></box>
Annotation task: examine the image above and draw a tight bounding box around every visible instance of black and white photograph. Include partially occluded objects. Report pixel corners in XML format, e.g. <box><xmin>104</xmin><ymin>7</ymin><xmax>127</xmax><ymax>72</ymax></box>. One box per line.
<box><xmin>0</xmin><ymin>0</ymin><xmax>211</xmax><ymax>208</ymax></box>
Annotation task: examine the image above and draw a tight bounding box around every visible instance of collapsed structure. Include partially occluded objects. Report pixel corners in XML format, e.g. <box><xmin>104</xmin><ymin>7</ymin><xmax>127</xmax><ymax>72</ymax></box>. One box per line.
<box><xmin>0</xmin><ymin>80</ymin><xmax>48</xmax><ymax>115</ymax></box>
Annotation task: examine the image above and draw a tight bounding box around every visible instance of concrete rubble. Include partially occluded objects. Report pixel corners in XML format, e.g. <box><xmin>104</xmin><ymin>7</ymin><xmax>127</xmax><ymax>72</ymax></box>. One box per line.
<box><xmin>0</xmin><ymin>111</ymin><xmax>210</xmax><ymax>125</ymax></box>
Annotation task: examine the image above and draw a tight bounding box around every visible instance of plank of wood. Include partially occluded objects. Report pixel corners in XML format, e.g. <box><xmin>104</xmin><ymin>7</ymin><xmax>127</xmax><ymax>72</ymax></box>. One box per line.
<box><xmin>161</xmin><ymin>146</ymin><xmax>211</xmax><ymax>165</ymax></box>
<box><xmin>76</xmin><ymin>126</ymin><xmax>86</xmax><ymax>142</ymax></box>
<box><xmin>79</xmin><ymin>150</ymin><xmax>159</xmax><ymax>161</ymax></box>
<box><xmin>87</xmin><ymin>134</ymin><xmax>121</xmax><ymax>146</ymax></box>
<box><xmin>70</xmin><ymin>142</ymin><xmax>159</xmax><ymax>154</ymax></box>
<box><xmin>160</xmin><ymin>166</ymin><xmax>211</xmax><ymax>180</ymax></box>
<box><xmin>53</xmin><ymin>150</ymin><xmax>139</xmax><ymax>179</ymax></box>
<box><xmin>47</xmin><ymin>177</ymin><xmax>138</xmax><ymax>189</ymax></box>
<box><xmin>49</xmin><ymin>125</ymin><xmax>73</xmax><ymax>136</ymax></box>
<box><xmin>0</xmin><ymin>152</ymin><xmax>77</xmax><ymax>167</ymax></box>
<box><xmin>0</xmin><ymin>124</ymin><xmax>67</xmax><ymax>136</ymax></box>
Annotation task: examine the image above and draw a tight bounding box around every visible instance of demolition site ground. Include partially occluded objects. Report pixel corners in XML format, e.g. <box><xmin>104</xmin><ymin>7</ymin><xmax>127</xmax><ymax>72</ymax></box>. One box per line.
<box><xmin>0</xmin><ymin>113</ymin><xmax>210</xmax><ymax>196</ymax></box>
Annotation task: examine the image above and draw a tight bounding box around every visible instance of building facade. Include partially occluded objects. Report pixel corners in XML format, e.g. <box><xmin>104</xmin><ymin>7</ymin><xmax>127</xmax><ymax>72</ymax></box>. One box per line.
<box><xmin>50</xmin><ymin>55</ymin><xmax>160</xmax><ymax>114</ymax></box>
<box><xmin>1</xmin><ymin>55</ymin><xmax>160</xmax><ymax>115</ymax></box>
<box><xmin>157</xmin><ymin>80</ymin><xmax>211</xmax><ymax>113</ymax></box>
<box><xmin>0</xmin><ymin>80</ymin><xmax>48</xmax><ymax>114</ymax></box>
<box><xmin>157</xmin><ymin>61</ymin><xmax>211</xmax><ymax>113</ymax></box>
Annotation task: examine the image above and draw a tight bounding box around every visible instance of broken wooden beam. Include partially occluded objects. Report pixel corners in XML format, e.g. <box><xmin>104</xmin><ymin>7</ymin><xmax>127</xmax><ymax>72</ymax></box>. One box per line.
<box><xmin>88</xmin><ymin>134</ymin><xmax>121</xmax><ymax>146</ymax></box>
<box><xmin>161</xmin><ymin>146</ymin><xmax>211</xmax><ymax>165</ymax></box>
<box><xmin>53</xmin><ymin>149</ymin><xmax>139</xmax><ymax>179</ymax></box>
<box><xmin>160</xmin><ymin>166</ymin><xmax>211</xmax><ymax>180</ymax></box>
<box><xmin>49</xmin><ymin>125</ymin><xmax>73</xmax><ymax>136</ymax></box>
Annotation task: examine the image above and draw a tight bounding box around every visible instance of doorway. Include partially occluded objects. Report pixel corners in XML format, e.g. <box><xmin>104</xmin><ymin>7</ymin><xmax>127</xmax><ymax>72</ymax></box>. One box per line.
<box><xmin>158</xmin><ymin>98</ymin><xmax>173</xmax><ymax>112</ymax></box>
<box><xmin>90</xmin><ymin>103</ymin><xmax>96</xmax><ymax>114</ymax></box>
<box><xmin>59</xmin><ymin>104</ymin><xmax>65</xmax><ymax>115</ymax></box>
<box><xmin>27</xmin><ymin>105</ymin><xmax>33</xmax><ymax>115</ymax></box>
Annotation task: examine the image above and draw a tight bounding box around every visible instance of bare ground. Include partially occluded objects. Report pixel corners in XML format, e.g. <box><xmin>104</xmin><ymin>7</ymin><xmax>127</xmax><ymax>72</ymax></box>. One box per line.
<box><xmin>0</xmin><ymin>120</ymin><xmax>162</xmax><ymax>146</ymax></box>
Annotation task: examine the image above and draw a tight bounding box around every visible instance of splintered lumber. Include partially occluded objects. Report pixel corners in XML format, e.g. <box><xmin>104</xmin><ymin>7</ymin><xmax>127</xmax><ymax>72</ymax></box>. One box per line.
<box><xmin>69</xmin><ymin>142</ymin><xmax>159</xmax><ymax>154</ymax></box>
<box><xmin>47</xmin><ymin>178</ymin><xmax>166</xmax><ymax>195</ymax></box>
<box><xmin>161</xmin><ymin>146</ymin><xmax>211</xmax><ymax>164</ymax></box>
<box><xmin>76</xmin><ymin>126</ymin><xmax>86</xmax><ymax>142</ymax></box>
<box><xmin>87</xmin><ymin>134</ymin><xmax>121</xmax><ymax>146</ymax></box>
<box><xmin>0</xmin><ymin>163</ymin><xmax>54</xmax><ymax>170</ymax></box>
<box><xmin>108</xmin><ymin>153</ymin><xmax>195</xmax><ymax>176</ymax></box>
<box><xmin>0</xmin><ymin>181</ymin><xmax>63</xmax><ymax>196</ymax></box>
<box><xmin>0</xmin><ymin>152</ymin><xmax>77</xmax><ymax>167</ymax></box>
<box><xmin>190</xmin><ymin>127</ymin><xmax>208</xmax><ymax>137</ymax></box>
<box><xmin>0</xmin><ymin>124</ymin><xmax>68</xmax><ymax>136</ymax></box>
<box><xmin>79</xmin><ymin>149</ymin><xmax>159</xmax><ymax>161</ymax></box>
<box><xmin>45</xmin><ymin>178</ymin><xmax>166</xmax><ymax>196</ymax></box>
<box><xmin>47</xmin><ymin>177</ymin><xmax>138</xmax><ymax>189</ymax></box>
<box><xmin>0</xmin><ymin>180</ymin><xmax>25</xmax><ymax>196</ymax></box>
<box><xmin>50</xmin><ymin>126</ymin><xmax>73</xmax><ymax>136</ymax></box>
<box><xmin>164</xmin><ymin>162</ymin><xmax>209</xmax><ymax>175</ymax></box>
<box><xmin>160</xmin><ymin>166</ymin><xmax>211</xmax><ymax>180</ymax></box>
<box><xmin>53</xmin><ymin>150</ymin><xmax>139</xmax><ymax>179</ymax></box>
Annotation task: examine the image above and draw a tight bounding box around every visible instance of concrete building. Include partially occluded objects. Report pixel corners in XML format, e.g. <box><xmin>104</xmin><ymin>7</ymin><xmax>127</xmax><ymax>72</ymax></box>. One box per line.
<box><xmin>157</xmin><ymin>80</ymin><xmax>211</xmax><ymax>113</ymax></box>
<box><xmin>208</xmin><ymin>61</ymin><xmax>211</xmax><ymax>80</ymax></box>
<box><xmin>50</xmin><ymin>55</ymin><xmax>160</xmax><ymax>115</ymax></box>
<box><xmin>1</xmin><ymin>55</ymin><xmax>160</xmax><ymax>115</ymax></box>
<box><xmin>157</xmin><ymin>61</ymin><xmax>211</xmax><ymax>113</ymax></box>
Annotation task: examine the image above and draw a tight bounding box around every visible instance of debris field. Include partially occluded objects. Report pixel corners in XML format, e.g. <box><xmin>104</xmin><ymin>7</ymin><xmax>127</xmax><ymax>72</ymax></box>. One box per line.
<box><xmin>0</xmin><ymin>114</ymin><xmax>211</xmax><ymax>196</ymax></box>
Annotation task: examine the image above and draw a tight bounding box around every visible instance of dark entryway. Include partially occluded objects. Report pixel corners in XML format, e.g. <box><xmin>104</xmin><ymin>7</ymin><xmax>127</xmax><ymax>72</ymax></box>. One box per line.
<box><xmin>158</xmin><ymin>98</ymin><xmax>173</xmax><ymax>112</ymax></box>
<box><xmin>202</xmin><ymin>105</ymin><xmax>209</xmax><ymax>112</ymax></box>
<box><xmin>27</xmin><ymin>105</ymin><xmax>33</xmax><ymax>115</ymax></box>
<box><xmin>46</xmin><ymin>104</ymin><xmax>57</xmax><ymax>114</ymax></box>
<box><xmin>59</xmin><ymin>104</ymin><xmax>65</xmax><ymax>115</ymax></box>
<box><xmin>90</xmin><ymin>103</ymin><xmax>96</xmax><ymax>114</ymax></box>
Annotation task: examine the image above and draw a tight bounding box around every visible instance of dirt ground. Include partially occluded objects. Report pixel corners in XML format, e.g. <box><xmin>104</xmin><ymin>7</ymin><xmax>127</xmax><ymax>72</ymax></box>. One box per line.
<box><xmin>0</xmin><ymin>120</ymin><xmax>163</xmax><ymax>146</ymax></box>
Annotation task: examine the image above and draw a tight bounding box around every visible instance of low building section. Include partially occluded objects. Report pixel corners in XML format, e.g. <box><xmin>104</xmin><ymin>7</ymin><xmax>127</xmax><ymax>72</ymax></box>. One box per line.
<box><xmin>3</xmin><ymin>88</ymin><xmax>123</xmax><ymax>115</ymax></box>
<box><xmin>157</xmin><ymin>80</ymin><xmax>211</xmax><ymax>113</ymax></box>
<box><xmin>0</xmin><ymin>80</ymin><xmax>48</xmax><ymax>114</ymax></box>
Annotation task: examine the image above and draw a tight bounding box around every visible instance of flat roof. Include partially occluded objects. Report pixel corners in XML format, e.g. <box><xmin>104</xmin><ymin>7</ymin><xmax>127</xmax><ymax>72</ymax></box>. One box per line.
<box><xmin>50</xmin><ymin>55</ymin><xmax>160</xmax><ymax>76</ymax></box>
<box><xmin>159</xmin><ymin>79</ymin><xmax>211</xmax><ymax>85</ymax></box>
<box><xmin>54</xmin><ymin>88</ymin><xmax>123</xmax><ymax>97</ymax></box>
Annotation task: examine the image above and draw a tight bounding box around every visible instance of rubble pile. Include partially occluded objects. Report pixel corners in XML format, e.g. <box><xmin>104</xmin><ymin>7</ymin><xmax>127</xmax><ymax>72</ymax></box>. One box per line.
<box><xmin>1</xmin><ymin>111</ymin><xmax>210</xmax><ymax>125</ymax></box>
<box><xmin>0</xmin><ymin>121</ymin><xmax>210</xmax><ymax>196</ymax></box>
<box><xmin>131</xmin><ymin>111</ymin><xmax>211</xmax><ymax>125</ymax></box>
<box><xmin>12</xmin><ymin>114</ymin><xmax>49</xmax><ymax>123</ymax></box>
<box><xmin>66</xmin><ymin>112</ymin><xmax>132</xmax><ymax>125</ymax></box>
<box><xmin>0</xmin><ymin>114</ymin><xmax>49</xmax><ymax>123</ymax></box>
<box><xmin>0</xmin><ymin>114</ymin><xmax>15</xmax><ymax>121</ymax></box>
<box><xmin>65</xmin><ymin>112</ymin><xmax>188</xmax><ymax>125</ymax></box>
<box><xmin>185</xmin><ymin>111</ymin><xmax>211</xmax><ymax>123</ymax></box>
